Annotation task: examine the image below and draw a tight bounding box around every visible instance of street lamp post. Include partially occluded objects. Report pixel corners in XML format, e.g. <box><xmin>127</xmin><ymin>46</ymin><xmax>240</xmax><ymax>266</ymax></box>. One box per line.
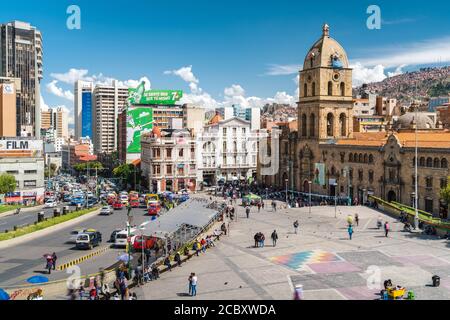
<box><xmin>414</xmin><ymin>105</ymin><xmax>419</xmax><ymax>230</ymax></box>
<box><xmin>285</xmin><ymin>178</ymin><xmax>289</xmax><ymax>206</ymax></box>
<box><xmin>334</xmin><ymin>182</ymin><xmax>338</xmax><ymax>218</ymax></box>
<box><xmin>308</xmin><ymin>181</ymin><xmax>312</xmax><ymax>216</ymax></box>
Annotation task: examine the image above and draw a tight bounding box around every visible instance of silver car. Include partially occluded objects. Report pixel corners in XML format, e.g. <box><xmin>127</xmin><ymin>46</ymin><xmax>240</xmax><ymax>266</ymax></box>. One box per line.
<box><xmin>100</xmin><ymin>206</ymin><xmax>113</xmax><ymax>215</ymax></box>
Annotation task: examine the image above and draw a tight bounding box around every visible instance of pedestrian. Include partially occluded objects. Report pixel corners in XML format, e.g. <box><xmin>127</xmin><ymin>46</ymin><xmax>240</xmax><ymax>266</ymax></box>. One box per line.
<box><xmin>271</xmin><ymin>230</ymin><xmax>278</xmax><ymax>247</ymax></box>
<box><xmin>272</xmin><ymin>200</ymin><xmax>277</xmax><ymax>212</ymax></box>
<box><xmin>200</xmin><ymin>238</ymin><xmax>207</xmax><ymax>253</ymax></box>
<box><xmin>46</xmin><ymin>256</ymin><xmax>53</xmax><ymax>274</ymax></box>
<box><xmin>221</xmin><ymin>222</ymin><xmax>227</xmax><ymax>235</ymax></box>
<box><xmin>260</xmin><ymin>233</ymin><xmax>265</xmax><ymax>247</ymax></box>
<box><xmin>348</xmin><ymin>225</ymin><xmax>353</xmax><ymax>240</ymax></box>
<box><xmin>164</xmin><ymin>256</ymin><xmax>172</xmax><ymax>271</ymax></box>
<box><xmin>355</xmin><ymin>213</ymin><xmax>359</xmax><ymax>226</ymax></box>
<box><xmin>151</xmin><ymin>264</ymin><xmax>160</xmax><ymax>280</ymax></box>
<box><xmin>293</xmin><ymin>220</ymin><xmax>299</xmax><ymax>234</ymax></box>
<box><xmin>245</xmin><ymin>205</ymin><xmax>250</xmax><ymax>218</ymax></box>
<box><xmin>347</xmin><ymin>214</ymin><xmax>354</xmax><ymax>227</ymax></box>
<box><xmin>188</xmin><ymin>273</ymin><xmax>193</xmax><ymax>295</ymax></box>
<box><xmin>119</xmin><ymin>277</ymin><xmax>128</xmax><ymax>300</ymax></box>
<box><xmin>384</xmin><ymin>221</ymin><xmax>390</xmax><ymax>237</ymax></box>
<box><xmin>254</xmin><ymin>233</ymin><xmax>259</xmax><ymax>248</ymax></box>
<box><xmin>145</xmin><ymin>248</ymin><xmax>151</xmax><ymax>263</ymax></box>
<box><xmin>191</xmin><ymin>273</ymin><xmax>198</xmax><ymax>296</ymax></box>
<box><xmin>51</xmin><ymin>252</ymin><xmax>57</xmax><ymax>270</ymax></box>
<box><xmin>175</xmin><ymin>252</ymin><xmax>182</xmax><ymax>267</ymax></box>
<box><xmin>261</xmin><ymin>201</ymin><xmax>265</xmax><ymax>210</ymax></box>
<box><xmin>257</xmin><ymin>202</ymin><xmax>261</xmax><ymax>212</ymax></box>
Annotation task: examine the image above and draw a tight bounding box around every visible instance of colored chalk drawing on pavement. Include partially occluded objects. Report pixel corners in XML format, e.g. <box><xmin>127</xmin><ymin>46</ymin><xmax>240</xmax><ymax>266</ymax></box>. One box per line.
<box><xmin>269</xmin><ymin>250</ymin><xmax>342</xmax><ymax>271</ymax></box>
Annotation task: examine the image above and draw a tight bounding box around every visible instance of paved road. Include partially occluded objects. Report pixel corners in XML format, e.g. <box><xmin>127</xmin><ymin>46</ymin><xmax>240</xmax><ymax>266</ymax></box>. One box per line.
<box><xmin>0</xmin><ymin>202</ymin><xmax>71</xmax><ymax>233</ymax></box>
<box><xmin>0</xmin><ymin>205</ymin><xmax>155</xmax><ymax>287</ymax></box>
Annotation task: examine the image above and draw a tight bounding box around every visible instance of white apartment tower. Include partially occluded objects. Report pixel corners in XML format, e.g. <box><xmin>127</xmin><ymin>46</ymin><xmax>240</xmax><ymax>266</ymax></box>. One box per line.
<box><xmin>93</xmin><ymin>80</ymin><xmax>128</xmax><ymax>154</ymax></box>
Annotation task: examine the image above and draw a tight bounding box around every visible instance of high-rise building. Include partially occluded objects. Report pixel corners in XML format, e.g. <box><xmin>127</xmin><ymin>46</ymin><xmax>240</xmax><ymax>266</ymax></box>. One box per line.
<box><xmin>74</xmin><ymin>81</ymin><xmax>93</xmax><ymax>140</ymax></box>
<box><xmin>41</xmin><ymin>107</ymin><xmax>69</xmax><ymax>139</ymax></box>
<box><xmin>92</xmin><ymin>80</ymin><xmax>128</xmax><ymax>154</ymax></box>
<box><xmin>0</xmin><ymin>21</ymin><xmax>43</xmax><ymax>137</ymax></box>
<box><xmin>0</xmin><ymin>79</ymin><xmax>19</xmax><ymax>136</ymax></box>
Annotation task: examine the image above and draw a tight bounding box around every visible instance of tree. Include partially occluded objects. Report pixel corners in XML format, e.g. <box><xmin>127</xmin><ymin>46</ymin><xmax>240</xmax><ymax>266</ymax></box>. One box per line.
<box><xmin>73</xmin><ymin>161</ymin><xmax>104</xmax><ymax>173</ymax></box>
<box><xmin>113</xmin><ymin>163</ymin><xmax>141</xmax><ymax>189</ymax></box>
<box><xmin>0</xmin><ymin>173</ymin><xmax>16</xmax><ymax>195</ymax></box>
<box><xmin>440</xmin><ymin>182</ymin><xmax>450</xmax><ymax>217</ymax></box>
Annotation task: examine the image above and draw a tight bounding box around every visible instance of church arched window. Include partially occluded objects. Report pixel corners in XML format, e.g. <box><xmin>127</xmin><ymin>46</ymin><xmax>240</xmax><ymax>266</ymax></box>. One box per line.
<box><xmin>340</xmin><ymin>82</ymin><xmax>345</xmax><ymax>96</ymax></box>
<box><xmin>312</xmin><ymin>82</ymin><xmax>316</xmax><ymax>96</ymax></box>
<box><xmin>326</xmin><ymin>113</ymin><xmax>334</xmax><ymax>136</ymax></box>
<box><xmin>304</xmin><ymin>83</ymin><xmax>308</xmax><ymax>97</ymax></box>
<box><xmin>339</xmin><ymin>113</ymin><xmax>346</xmax><ymax>136</ymax></box>
<box><xmin>309</xmin><ymin>114</ymin><xmax>315</xmax><ymax>137</ymax></box>
<box><xmin>328</xmin><ymin>81</ymin><xmax>333</xmax><ymax>95</ymax></box>
<box><xmin>301</xmin><ymin>114</ymin><xmax>307</xmax><ymax>137</ymax></box>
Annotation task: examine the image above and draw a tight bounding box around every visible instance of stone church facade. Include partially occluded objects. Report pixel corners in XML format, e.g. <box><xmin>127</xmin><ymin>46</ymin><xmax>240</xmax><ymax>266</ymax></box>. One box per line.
<box><xmin>258</xmin><ymin>25</ymin><xmax>450</xmax><ymax>218</ymax></box>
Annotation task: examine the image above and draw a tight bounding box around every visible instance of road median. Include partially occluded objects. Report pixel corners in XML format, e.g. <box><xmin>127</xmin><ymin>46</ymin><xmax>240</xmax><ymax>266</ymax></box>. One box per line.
<box><xmin>0</xmin><ymin>206</ymin><xmax>102</xmax><ymax>249</ymax></box>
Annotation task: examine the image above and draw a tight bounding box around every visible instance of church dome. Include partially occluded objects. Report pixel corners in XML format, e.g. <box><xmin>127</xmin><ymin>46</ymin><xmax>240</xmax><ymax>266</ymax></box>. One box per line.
<box><xmin>396</xmin><ymin>112</ymin><xmax>435</xmax><ymax>130</ymax></box>
<box><xmin>303</xmin><ymin>24</ymin><xmax>349</xmax><ymax>70</ymax></box>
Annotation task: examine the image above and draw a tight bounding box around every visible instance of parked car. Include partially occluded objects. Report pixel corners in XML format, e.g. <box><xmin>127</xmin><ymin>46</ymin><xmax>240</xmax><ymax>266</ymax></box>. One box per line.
<box><xmin>76</xmin><ymin>231</ymin><xmax>102</xmax><ymax>250</ymax></box>
<box><xmin>100</xmin><ymin>206</ymin><xmax>113</xmax><ymax>215</ymax></box>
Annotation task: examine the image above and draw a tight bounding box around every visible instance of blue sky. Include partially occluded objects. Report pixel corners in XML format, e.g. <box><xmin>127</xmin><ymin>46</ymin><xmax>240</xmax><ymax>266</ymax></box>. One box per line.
<box><xmin>2</xmin><ymin>0</ymin><xmax>450</xmax><ymax>124</ymax></box>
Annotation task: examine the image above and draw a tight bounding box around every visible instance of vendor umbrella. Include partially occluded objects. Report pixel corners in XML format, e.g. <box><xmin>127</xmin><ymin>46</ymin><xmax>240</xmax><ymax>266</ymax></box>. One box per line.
<box><xmin>0</xmin><ymin>288</ymin><xmax>10</xmax><ymax>300</ymax></box>
<box><xmin>117</xmin><ymin>254</ymin><xmax>132</xmax><ymax>263</ymax></box>
<box><xmin>27</xmin><ymin>275</ymin><xmax>49</xmax><ymax>284</ymax></box>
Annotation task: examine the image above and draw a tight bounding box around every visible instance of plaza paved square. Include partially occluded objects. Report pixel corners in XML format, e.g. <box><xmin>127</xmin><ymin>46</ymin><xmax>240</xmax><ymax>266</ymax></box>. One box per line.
<box><xmin>139</xmin><ymin>202</ymin><xmax>450</xmax><ymax>300</ymax></box>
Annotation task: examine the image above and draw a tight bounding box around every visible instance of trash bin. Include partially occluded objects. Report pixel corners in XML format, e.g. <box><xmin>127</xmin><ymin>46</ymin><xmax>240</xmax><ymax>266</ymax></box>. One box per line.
<box><xmin>37</xmin><ymin>211</ymin><xmax>45</xmax><ymax>223</ymax></box>
<box><xmin>63</xmin><ymin>206</ymin><xmax>69</xmax><ymax>215</ymax></box>
<box><xmin>432</xmin><ymin>275</ymin><xmax>440</xmax><ymax>287</ymax></box>
<box><xmin>76</xmin><ymin>204</ymin><xmax>81</xmax><ymax>211</ymax></box>
<box><xmin>53</xmin><ymin>208</ymin><xmax>61</xmax><ymax>217</ymax></box>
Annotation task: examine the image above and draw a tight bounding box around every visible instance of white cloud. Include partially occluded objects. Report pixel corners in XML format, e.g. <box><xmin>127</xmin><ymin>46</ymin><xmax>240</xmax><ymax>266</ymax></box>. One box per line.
<box><xmin>40</xmin><ymin>95</ymin><xmax>49</xmax><ymax>111</ymax></box>
<box><xmin>265</xmin><ymin>64</ymin><xmax>301</xmax><ymax>76</ymax></box>
<box><xmin>50</xmin><ymin>68</ymin><xmax>90</xmax><ymax>84</ymax></box>
<box><xmin>350</xmin><ymin>63</ymin><xmax>387</xmax><ymax>87</ymax></box>
<box><xmin>224</xmin><ymin>84</ymin><xmax>245</xmax><ymax>97</ymax></box>
<box><xmin>387</xmin><ymin>64</ymin><xmax>406</xmax><ymax>78</ymax></box>
<box><xmin>180</xmin><ymin>92</ymin><xmax>219</xmax><ymax>109</ymax></box>
<box><xmin>46</xmin><ymin>80</ymin><xmax>74</xmax><ymax>101</ymax></box>
<box><xmin>164</xmin><ymin>66</ymin><xmax>199</xmax><ymax>84</ymax></box>
<box><xmin>354</xmin><ymin>36</ymin><xmax>450</xmax><ymax>68</ymax></box>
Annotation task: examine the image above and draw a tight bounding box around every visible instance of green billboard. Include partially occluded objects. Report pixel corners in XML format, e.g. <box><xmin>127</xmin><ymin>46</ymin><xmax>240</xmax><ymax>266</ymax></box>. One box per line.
<box><xmin>127</xmin><ymin>81</ymin><xmax>183</xmax><ymax>106</ymax></box>
<box><xmin>126</xmin><ymin>107</ymin><xmax>154</xmax><ymax>154</ymax></box>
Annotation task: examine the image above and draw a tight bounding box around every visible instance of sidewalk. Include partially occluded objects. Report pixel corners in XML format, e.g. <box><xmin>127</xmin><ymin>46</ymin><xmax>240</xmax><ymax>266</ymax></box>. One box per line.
<box><xmin>139</xmin><ymin>201</ymin><xmax>450</xmax><ymax>300</ymax></box>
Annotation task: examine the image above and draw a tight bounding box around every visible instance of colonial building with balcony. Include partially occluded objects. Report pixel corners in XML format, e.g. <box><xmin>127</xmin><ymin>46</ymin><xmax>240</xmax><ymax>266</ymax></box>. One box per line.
<box><xmin>141</xmin><ymin>128</ymin><xmax>198</xmax><ymax>193</ymax></box>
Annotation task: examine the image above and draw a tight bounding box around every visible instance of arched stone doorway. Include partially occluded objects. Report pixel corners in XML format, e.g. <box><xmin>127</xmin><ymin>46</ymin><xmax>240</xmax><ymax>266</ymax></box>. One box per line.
<box><xmin>387</xmin><ymin>190</ymin><xmax>396</xmax><ymax>203</ymax></box>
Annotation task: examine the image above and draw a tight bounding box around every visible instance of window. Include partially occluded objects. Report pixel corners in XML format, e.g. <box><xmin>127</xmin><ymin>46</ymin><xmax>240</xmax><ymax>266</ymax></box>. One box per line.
<box><xmin>179</xmin><ymin>148</ymin><xmax>184</xmax><ymax>157</ymax></box>
<box><xmin>412</xmin><ymin>175</ymin><xmax>416</xmax><ymax>186</ymax></box>
<box><xmin>166</xmin><ymin>148</ymin><xmax>172</xmax><ymax>158</ymax></box>
<box><xmin>223</xmin><ymin>128</ymin><xmax>227</xmax><ymax>136</ymax></box>
<box><xmin>309</xmin><ymin>114</ymin><xmax>315</xmax><ymax>137</ymax></box>
<box><xmin>24</xmin><ymin>180</ymin><xmax>36</xmax><ymax>187</ymax></box>
<box><xmin>328</xmin><ymin>81</ymin><xmax>333</xmax><ymax>95</ymax></box>
<box><xmin>388</xmin><ymin>169</ymin><xmax>395</xmax><ymax>181</ymax></box>
<box><xmin>302</xmin><ymin>114</ymin><xmax>307</xmax><ymax>136</ymax></box>
<box><xmin>369</xmin><ymin>170</ymin><xmax>374</xmax><ymax>182</ymax></box>
<box><xmin>223</xmin><ymin>141</ymin><xmax>227</xmax><ymax>151</ymax></box>
<box><xmin>167</xmin><ymin>165</ymin><xmax>172</xmax><ymax>174</ymax></box>
<box><xmin>426</xmin><ymin>157</ymin><xmax>433</xmax><ymax>167</ymax></box>
<box><xmin>434</xmin><ymin>158</ymin><xmax>440</xmax><ymax>168</ymax></box>
<box><xmin>440</xmin><ymin>178</ymin><xmax>447</xmax><ymax>189</ymax></box>
<box><xmin>426</xmin><ymin>177</ymin><xmax>433</xmax><ymax>188</ymax></box>
<box><xmin>24</xmin><ymin>170</ymin><xmax>37</xmax><ymax>174</ymax></box>
<box><xmin>177</xmin><ymin>165</ymin><xmax>184</xmax><ymax>175</ymax></box>
<box><xmin>358</xmin><ymin>169</ymin><xmax>363</xmax><ymax>181</ymax></box>
<box><xmin>349</xmin><ymin>153</ymin><xmax>353</xmax><ymax>162</ymax></box>
<box><xmin>242</xmin><ymin>128</ymin><xmax>246</xmax><ymax>135</ymax></box>
<box><xmin>326</xmin><ymin>113</ymin><xmax>334</xmax><ymax>136</ymax></box>
<box><xmin>233</xmin><ymin>128</ymin><xmax>237</xmax><ymax>136</ymax></box>
<box><xmin>312</xmin><ymin>82</ymin><xmax>316</xmax><ymax>96</ymax></box>
<box><xmin>340</xmin><ymin>82</ymin><xmax>345</xmax><ymax>96</ymax></box>
<box><xmin>304</xmin><ymin>83</ymin><xmax>308</xmax><ymax>97</ymax></box>
<box><xmin>442</xmin><ymin>158</ymin><xmax>448</xmax><ymax>168</ymax></box>
<box><xmin>369</xmin><ymin>154</ymin><xmax>374</xmax><ymax>164</ymax></box>
<box><xmin>233</xmin><ymin>141</ymin><xmax>237</xmax><ymax>152</ymax></box>
<box><xmin>339</xmin><ymin>113</ymin><xmax>346</xmax><ymax>136</ymax></box>
<box><xmin>6</xmin><ymin>170</ymin><xmax>18</xmax><ymax>174</ymax></box>
<box><xmin>340</xmin><ymin>152</ymin><xmax>345</xmax><ymax>163</ymax></box>
<box><xmin>419</xmin><ymin>157</ymin><xmax>425</xmax><ymax>167</ymax></box>
<box><xmin>359</xmin><ymin>153</ymin><xmax>363</xmax><ymax>163</ymax></box>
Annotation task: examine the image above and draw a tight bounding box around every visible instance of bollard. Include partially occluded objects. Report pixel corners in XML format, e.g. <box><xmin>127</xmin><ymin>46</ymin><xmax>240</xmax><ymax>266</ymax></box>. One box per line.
<box><xmin>53</xmin><ymin>208</ymin><xmax>61</xmax><ymax>218</ymax></box>
<box><xmin>37</xmin><ymin>211</ymin><xmax>45</xmax><ymax>223</ymax></box>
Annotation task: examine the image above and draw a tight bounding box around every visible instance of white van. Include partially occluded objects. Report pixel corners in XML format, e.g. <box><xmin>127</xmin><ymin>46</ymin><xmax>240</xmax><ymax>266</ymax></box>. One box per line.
<box><xmin>114</xmin><ymin>228</ymin><xmax>137</xmax><ymax>248</ymax></box>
